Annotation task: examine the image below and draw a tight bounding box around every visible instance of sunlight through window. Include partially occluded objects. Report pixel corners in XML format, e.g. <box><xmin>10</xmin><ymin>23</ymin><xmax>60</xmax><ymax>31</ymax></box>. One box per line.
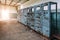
<box><xmin>1</xmin><ymin>9</ymin><xmax>10</xmax><ymax>20</ymax></box>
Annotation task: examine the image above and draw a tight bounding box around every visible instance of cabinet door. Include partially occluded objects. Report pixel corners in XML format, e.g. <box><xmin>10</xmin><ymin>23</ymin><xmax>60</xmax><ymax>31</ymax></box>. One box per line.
<box><xmin>42</xmin><ymin>12</ymin><xmax>50</xmax><ymax>37</ymax></box>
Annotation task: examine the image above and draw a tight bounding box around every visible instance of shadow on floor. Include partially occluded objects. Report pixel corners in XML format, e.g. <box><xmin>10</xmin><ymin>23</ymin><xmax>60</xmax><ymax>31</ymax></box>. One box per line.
<box><xmin>0</xmin><ymin>21</ymin><xmax>7</xmax><ymax>39</ymax></box>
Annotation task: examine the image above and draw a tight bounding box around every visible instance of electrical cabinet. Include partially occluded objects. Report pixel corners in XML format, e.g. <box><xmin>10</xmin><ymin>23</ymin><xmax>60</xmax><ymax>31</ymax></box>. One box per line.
<box><xmin>18</xmin><ymin>8</ymin><xmax>28</xmax><ymax>25</ymax></box>
<box><xmin>27</xmin><ymin>11</ymin><xmax>35</xmax><ymax>29</ymax></box>
<box><xmin>18</xmin><ymin>2</ymin><xmax>57</xmax><ymax>39</ymax></box>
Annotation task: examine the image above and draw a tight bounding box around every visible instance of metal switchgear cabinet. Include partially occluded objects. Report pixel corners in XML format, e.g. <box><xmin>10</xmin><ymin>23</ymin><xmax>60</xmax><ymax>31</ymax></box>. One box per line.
<box><xmin>18</xmin><ymin>2</ymin><xmax>57</xmax><ymax>39</ymax></box>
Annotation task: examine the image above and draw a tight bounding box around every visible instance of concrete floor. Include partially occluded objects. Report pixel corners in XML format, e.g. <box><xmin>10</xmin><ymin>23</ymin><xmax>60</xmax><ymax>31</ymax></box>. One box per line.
<box><xmin>0</xmin><ymin>19</ymin><xmax>46</xmax><ymax>40</ymax></box>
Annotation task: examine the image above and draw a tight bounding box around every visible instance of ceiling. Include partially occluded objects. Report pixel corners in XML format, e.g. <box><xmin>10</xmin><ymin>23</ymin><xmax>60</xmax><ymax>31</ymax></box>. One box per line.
<box><xmin>0</xmin><ymin>0</ymin><xmax>29</xmax><ymax>7</ymax></box>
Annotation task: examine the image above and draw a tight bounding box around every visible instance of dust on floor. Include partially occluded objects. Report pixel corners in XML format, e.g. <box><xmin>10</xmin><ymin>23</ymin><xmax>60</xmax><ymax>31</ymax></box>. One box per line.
<box><xmin>0</xmin><ymin>19</ymin><xmax>44</xmax><ymax>40</ymax></box>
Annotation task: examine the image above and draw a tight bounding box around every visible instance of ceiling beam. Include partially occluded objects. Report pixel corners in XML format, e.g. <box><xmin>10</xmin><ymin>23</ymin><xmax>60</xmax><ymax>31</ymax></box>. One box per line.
<box><xmin>0</xmin><ymin>1</ymin><xmax>1</xmax><ymax>4</ymax></box>
<box><xmin>21</xmin><ymin>0</ymin><xmax>29</xmax><ymax>4</ymax></box>
<box><xmin>14</xmin><ymin>0</ymin><xmax>29</xmax><ymax>6</ymax></box>
<box><xmin>0</xmin><ymin>2</ymin><xmax>16</xmax><ymax>7</ymax></box>
<box><xmin>9</xmin><ymin>0</ymin><xmax>14</xmax><ymax>5</ymax></box>
<box><xmin>13</xmin><ymin>0</ymin><xmax>21</xmax><ymax>6</ymax></box>
<box><xmin>0</xmin><ymin>0</ymin><xmax>17</xmax><ymax>7</ymax></box>
<box><xmin>5</xmin><ymin>0</ymin><xmax>7</xmax><ymax>5</ymax></box>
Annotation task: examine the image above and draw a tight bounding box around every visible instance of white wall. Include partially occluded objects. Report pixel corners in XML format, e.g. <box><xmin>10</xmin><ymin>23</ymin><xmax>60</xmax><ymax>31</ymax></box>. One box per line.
<box><xmin>19</xmin><ymin>0</ymin><xmax>60</xmax><ymax>9</ymax></box>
